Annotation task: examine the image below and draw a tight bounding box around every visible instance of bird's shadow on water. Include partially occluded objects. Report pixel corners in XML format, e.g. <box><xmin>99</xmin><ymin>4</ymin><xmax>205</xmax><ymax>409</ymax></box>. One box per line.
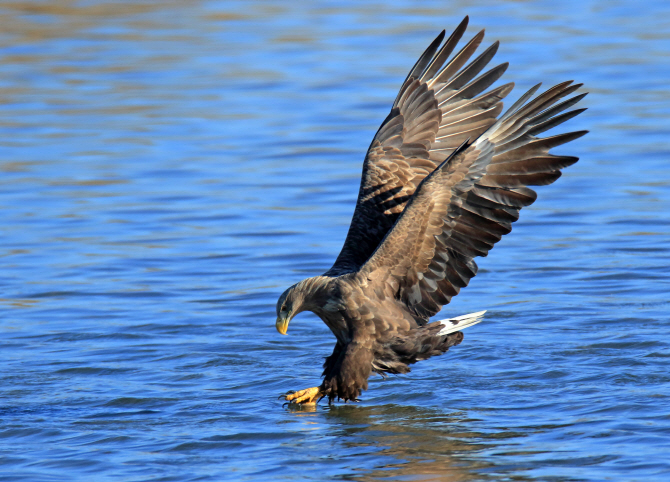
<box><xmin>286</xmin><ymin>402</ymin><xmax>530</xmax><ymax>482</ymax></box>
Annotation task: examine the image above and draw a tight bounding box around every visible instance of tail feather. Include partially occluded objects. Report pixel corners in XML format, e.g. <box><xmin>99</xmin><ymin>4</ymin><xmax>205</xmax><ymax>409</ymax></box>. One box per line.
<box><xmin>437</xmin><ymin>310</ymin><xmax>487</xmax><ymax>335</ymax></box>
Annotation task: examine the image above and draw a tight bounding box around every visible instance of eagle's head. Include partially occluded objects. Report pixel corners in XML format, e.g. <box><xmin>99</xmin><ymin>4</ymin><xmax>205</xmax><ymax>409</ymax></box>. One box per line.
<box><xmin>275</xmin><ymin>283</ymin><xmax>303</xmax><ymax>335</ymax></box>
<box><xmin>275</xmin><ymin>277</ymin><xmax>329</xmax><ymax>335</ymax></box>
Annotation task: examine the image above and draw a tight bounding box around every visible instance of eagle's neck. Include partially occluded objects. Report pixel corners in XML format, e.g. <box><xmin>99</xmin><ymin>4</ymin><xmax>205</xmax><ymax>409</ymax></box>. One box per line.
<box><xmin>297</xmin><ymin>276</ymin><xmax>351</xmax><ymax>343</ymax></box>
<box><xmin>295</xmin><ymin>276</ymin><xmax>332</xmax><ymax>311</ymax></box>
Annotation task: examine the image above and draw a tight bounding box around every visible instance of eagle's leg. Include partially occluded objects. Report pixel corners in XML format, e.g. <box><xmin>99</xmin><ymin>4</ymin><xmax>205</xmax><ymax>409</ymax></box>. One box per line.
<box><xmin>281</xmin><ymin>386</ymin><xmax>325</xmax><ymax>405</ymax></box>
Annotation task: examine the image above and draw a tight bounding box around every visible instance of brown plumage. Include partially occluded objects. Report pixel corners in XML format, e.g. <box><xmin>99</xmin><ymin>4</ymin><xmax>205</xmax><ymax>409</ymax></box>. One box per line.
<box><xmin>276</xmin><ymin>16</ymin><xmax>587</xmax><ymax>405</ymax></box>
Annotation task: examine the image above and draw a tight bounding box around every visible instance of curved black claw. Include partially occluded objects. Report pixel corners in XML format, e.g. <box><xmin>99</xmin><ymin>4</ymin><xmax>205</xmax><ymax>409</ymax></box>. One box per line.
<box><xmin>278</xmin><ymin>390</ymin><xmax>296</xmax><ymax>400</ymax></box>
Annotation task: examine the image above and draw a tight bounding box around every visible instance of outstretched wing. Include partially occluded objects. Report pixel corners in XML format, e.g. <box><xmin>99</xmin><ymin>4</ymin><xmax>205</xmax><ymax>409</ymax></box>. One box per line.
<box><xmin>327</xmin><ymin>16</ymin><xmax>514</xmax><ymax>275</ymax></box>
<box><xmin>357</xmin><ymin>82</ymin><xmax>588</xmax><ymax>321</ymax></box>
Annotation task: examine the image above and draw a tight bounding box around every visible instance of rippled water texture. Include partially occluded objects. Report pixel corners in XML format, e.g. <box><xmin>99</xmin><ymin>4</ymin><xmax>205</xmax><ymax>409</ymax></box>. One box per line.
<box><xmin>1</xmin><ymin>1</ymin><xmax>669</xmax><ymax>481</ymax></box>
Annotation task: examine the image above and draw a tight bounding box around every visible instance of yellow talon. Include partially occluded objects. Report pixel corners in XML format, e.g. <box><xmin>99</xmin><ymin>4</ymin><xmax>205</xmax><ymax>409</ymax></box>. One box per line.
<box><xmin>282</xmin><ymin>387</ymin><xmax>323</xmax><ymax>405</ymax></box>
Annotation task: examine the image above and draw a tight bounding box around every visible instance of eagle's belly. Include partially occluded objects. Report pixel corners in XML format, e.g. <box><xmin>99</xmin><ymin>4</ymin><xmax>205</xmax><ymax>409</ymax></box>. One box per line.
<box><xmin>313</xmin><ymin>301</ymin><xmax>418</xmax><ymax>347</ymax></box>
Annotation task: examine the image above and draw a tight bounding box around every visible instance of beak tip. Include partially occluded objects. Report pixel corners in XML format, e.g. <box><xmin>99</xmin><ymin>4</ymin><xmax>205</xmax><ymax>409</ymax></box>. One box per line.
<box><xmin>276</xmin><ymin>316</ymin><xmax>289</xmax><ymax>335</ymax></box>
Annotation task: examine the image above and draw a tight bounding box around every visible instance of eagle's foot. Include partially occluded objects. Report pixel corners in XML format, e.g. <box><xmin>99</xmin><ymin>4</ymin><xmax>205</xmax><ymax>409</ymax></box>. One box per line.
<box><xmin>281</xmin><ymin>386</ymin><xmax>324</xmax><ymax>405</ymax></box>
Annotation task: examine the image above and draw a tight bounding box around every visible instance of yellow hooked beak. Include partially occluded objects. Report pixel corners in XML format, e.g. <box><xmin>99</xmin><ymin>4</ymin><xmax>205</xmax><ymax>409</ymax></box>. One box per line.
<box><xmin>276</xmin><ymin>311</ymin><xmax>291</xmax><ymax>335</ymax></box>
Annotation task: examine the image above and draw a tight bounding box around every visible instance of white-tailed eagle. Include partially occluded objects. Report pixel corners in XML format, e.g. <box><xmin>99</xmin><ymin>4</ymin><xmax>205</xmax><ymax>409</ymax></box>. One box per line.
<box><xmin>275</xmin><ymin>16</ymin><xmax>587</xmax><ymax>405</ymax></box>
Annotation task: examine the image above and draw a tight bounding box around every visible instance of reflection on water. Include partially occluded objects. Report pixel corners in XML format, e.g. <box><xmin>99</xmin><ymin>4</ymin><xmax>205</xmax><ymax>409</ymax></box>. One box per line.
<box><xmin>322</xmin><ymin>405</ymin><xmax>498</xmax><ymax>482</ymax></box>
<box><xmin>1</xmin><ymin>0</ymin><xmax>670</xmax><ymax>481</ymax></box>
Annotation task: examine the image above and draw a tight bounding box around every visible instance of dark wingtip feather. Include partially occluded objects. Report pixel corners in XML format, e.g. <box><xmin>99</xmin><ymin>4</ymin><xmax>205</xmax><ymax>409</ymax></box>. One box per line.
<box><xmin>528</xmin><ymin>107</ymin><xmax>588</xmax><ymax>136</ymax></box>
<box><xmin>443</xmin><ymin>62</ymin><xmax>510</xmax><ymax>106</ymax></box>
<box><xmin>531</xmin><ymin>130</ymin><xmax>589</xmax><ymax>150</ymax></box>
<box><xmin>437</xmin><ymin>41</ymin><xmax>503</xmax><ymax>96</ymax></box>
<box><xmin>499</xmin><ymin>81</ymin><xmax>515</xmax><ymax>96</ymax></box>
<box><xmin>422</xmin><ymin>18</ymin><xmax>471</xmax><ymax>82</ymax></box>
<box><xmin>406</xmin><ymin>29</ymin><xmax>447</xmax><ymax>81</ymax></box>
<box><xmin>429</xmin><ymin>29</ymin><xmax>486</xmax><ymax>87</ymax></box>
<box><xmin>570</xmin><ymin>129</ymin><xmax>589</xmax><ymax>139</ymax></box>
<box><xmin>499</xmin><ymin>82</ymin><xmax>542</xmax><ymax>122</ymax></box>
<box><xmin>527</xmin><ymin>92</ymin><xmax>588</xmax><ymax>127</ymax></box>
<box><xmin>428</xmin><ymin>29</ymin><xmax>447</xmax><ymax>54</ymax></box>
<box><xmin>455</xmin><ymin>15</ymin><xmax>470</xmax><ymax>39</ymax></box>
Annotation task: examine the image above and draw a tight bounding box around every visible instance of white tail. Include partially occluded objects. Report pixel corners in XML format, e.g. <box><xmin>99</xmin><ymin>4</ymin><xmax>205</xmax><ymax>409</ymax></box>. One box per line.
<box><xmin>437</xmin><ymin>310</ymin><xmax>487</xmax><ymax>335</ymax></box>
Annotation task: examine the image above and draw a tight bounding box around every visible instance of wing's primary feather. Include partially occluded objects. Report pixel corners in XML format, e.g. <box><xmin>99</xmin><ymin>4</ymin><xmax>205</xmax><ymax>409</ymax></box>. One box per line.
<box><xmin>327</xmin><ymin>16</ymin><xmax>511</xmax><ymax>275</ymax></box>
<box><xmin>357</xmin><ymin>82</ymin><xmax>588</xmax><ymax>321</ymax></box>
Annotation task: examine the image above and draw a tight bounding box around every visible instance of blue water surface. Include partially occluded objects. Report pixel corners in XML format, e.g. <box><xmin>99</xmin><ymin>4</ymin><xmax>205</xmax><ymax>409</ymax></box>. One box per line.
<box><xmin>1</xmin><ymin>1</ymin><xmax>669</xmax><ymax>481</ymax></box>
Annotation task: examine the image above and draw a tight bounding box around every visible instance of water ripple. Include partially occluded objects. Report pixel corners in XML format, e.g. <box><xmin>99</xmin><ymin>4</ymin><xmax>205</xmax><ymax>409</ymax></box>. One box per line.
<box><xmin>1</xmin><ymin>1</ymin><xmax>669</xmax><ymax>481</ymax></box>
